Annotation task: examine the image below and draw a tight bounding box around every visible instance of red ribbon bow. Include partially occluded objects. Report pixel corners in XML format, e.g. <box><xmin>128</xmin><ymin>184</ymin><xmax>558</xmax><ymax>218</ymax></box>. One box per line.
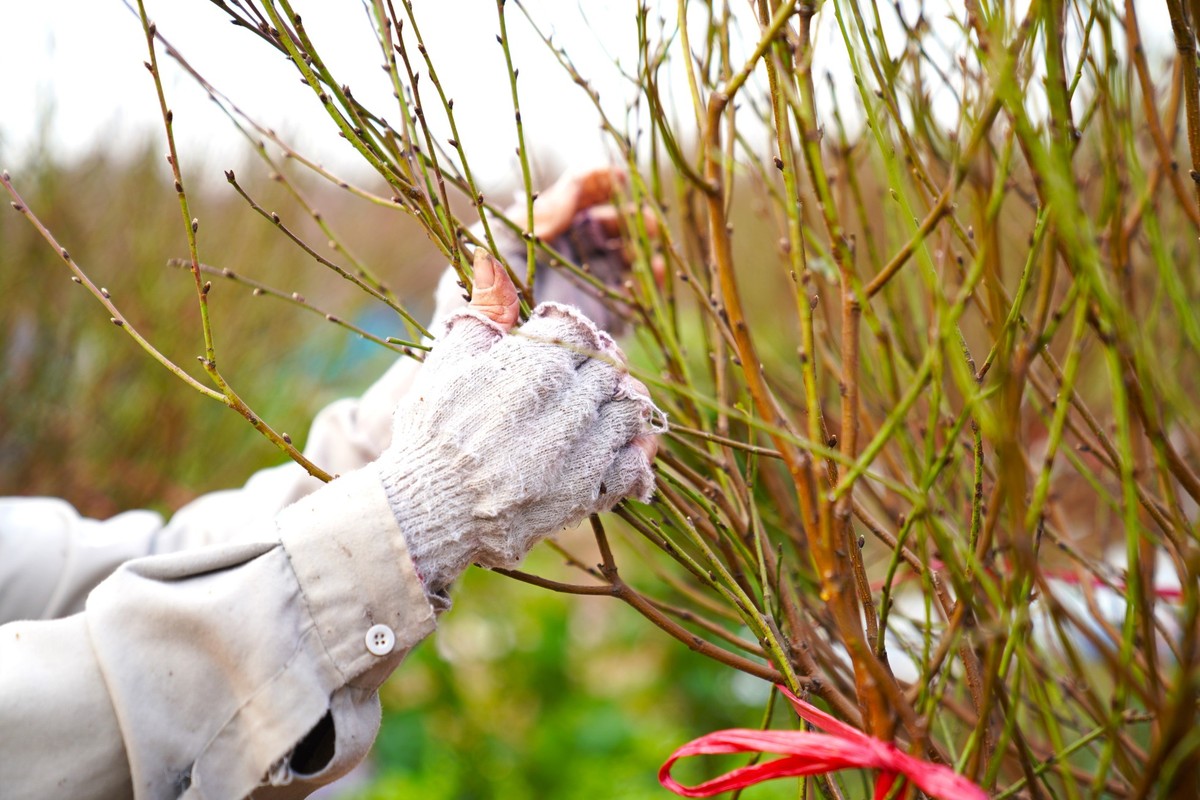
<box><xmin>659</xmin><ymin>686</ymin><xmax>988</xmax><ymax>800</ymax></box>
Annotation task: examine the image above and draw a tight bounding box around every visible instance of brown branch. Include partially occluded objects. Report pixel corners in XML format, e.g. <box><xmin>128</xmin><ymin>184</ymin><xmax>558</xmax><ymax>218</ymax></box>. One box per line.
<box><xmin>1165</xmin><ymin>0</ymin><xmax>1200</xmax><ymax>217</ymax></box>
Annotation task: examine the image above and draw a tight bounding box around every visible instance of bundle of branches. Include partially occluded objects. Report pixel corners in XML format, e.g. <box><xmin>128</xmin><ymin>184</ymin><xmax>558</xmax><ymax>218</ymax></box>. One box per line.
<box><xmin>5</xmin><ymin>0</ymin><xmax>1199</xmax><ymax>796</ymax></box>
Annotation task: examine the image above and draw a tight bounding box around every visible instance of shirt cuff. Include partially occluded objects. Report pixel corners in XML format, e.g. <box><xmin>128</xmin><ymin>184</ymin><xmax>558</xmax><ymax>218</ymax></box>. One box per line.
<box><xmin>276</xmin><ymin>462</ymin><xmax>437</xmax><ymax>690</ymax></box>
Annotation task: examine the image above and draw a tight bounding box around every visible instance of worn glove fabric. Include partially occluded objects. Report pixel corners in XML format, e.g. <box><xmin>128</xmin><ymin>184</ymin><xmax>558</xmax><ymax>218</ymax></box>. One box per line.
<box><xmin>379</xmin><ymin>302</ymin><xmax>664</xmax><ymax>595</ymax></box>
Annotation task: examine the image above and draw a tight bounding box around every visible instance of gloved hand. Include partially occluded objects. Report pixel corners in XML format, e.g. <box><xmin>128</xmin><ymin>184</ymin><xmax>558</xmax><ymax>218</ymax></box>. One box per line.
<box><xmin>352</xmin><ymin>168</ymin><xmax>660</xmax><ymax>475</ymax></box>
<box><xmin>380</xmin><ymin>250</ymin><xmax>664</xmax><ymax>595</ymax></box>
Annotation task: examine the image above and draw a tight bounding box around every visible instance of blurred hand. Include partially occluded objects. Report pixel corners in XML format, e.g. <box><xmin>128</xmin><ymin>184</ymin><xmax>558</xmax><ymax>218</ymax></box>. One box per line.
<box><xmin>433</xmin><ymin>167</ymin><xmax>663</xmax><ymax>335</ymax></box>
<box><xmin>528</xmin><ymin>167</ymin><xmax>632</xmax><ymax>241</ymax></box>
<box><xmin>382</xmin><ymin>250</ymin><xmax>663</xmax><ymax>594</ymax></box>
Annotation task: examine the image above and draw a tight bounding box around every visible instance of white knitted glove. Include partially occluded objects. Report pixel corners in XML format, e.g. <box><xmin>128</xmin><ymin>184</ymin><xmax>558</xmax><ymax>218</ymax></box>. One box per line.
<box><xmin>380</xmin><ymin>261</ymin><xmax>664</xmax><ymax>595</ymax></box>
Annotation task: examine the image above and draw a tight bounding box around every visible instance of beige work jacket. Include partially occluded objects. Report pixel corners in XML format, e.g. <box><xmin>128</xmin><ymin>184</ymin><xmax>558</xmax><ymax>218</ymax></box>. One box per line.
<box><xmin>0</xmin><ymin>355</ymin><xmax>440</xmax><ymax>799</ymax></box>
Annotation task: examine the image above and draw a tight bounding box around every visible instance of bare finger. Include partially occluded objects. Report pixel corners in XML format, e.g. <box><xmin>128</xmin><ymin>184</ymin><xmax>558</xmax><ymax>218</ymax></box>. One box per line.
<box><xmin>468</xmin><ymin>249</ymin><xmax>520</xmax><ymax>331</ymax></box>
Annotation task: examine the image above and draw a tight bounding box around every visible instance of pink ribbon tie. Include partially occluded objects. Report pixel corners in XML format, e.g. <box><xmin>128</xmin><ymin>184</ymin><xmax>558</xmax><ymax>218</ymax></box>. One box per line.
<box><xmin>659</xmin><ymin>686</ymin><xmax>988</xmax><ymax>800</ymax></box>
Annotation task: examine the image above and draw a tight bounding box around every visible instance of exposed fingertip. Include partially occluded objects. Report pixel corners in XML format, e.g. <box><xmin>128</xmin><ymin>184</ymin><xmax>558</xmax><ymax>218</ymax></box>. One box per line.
<box><xmin>625</xmin><ymin>375</ymin><xmax>651</xmax><ymax>398</ymax></box>
<box><xmin>469</xmin><ymin>252</ymin><xmax>520</xmax><ymax>331</ymax></box>
<box><xmin>472</xmin><ymin>248</ymin><xmax>496</xmax><ymax>289</ymax></box>
<box><xmin>632</xmin><ymin>433</ymin><xmax>658</xmax><ymax>462</ymax></box>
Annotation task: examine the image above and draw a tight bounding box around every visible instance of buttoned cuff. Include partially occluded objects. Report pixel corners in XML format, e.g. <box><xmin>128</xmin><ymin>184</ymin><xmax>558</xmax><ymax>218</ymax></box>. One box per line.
<box><xmin>277</xmin><ymin>463</ymin><xmax>437</xmax><ymax>688</ymax></box>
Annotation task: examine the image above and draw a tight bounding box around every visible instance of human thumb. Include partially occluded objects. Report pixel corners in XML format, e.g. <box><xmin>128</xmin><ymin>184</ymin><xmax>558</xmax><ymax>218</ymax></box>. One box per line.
<box><xmin>468</xmin><ymin>249</ymin><xmax>520</xmax><ymax>331</ymax></box>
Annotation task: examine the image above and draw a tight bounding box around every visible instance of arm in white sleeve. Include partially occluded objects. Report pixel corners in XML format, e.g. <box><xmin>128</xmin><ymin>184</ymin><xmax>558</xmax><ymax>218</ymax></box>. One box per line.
<box><xmin>0</xmin><ymin>352</ymin><xmax>423</xmax><ymax>625</ymax></box>
<box><xmin>0</xmin><ymin>464</ymin><xmax>436</xmax><ymax>800</ymax></box>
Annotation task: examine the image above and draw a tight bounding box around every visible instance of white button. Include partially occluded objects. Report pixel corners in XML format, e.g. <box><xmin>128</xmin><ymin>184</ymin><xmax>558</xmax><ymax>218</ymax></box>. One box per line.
<box><xmin>365</xmin><ymin>624</ymin><xmax>396</xmax><ymax>656</ymax></box>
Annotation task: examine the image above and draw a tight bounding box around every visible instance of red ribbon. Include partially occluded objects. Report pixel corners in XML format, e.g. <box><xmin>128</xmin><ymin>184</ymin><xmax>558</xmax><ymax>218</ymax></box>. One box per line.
<box><xmin>659</xmin><ymin>686</ymin><xmax>988</xmax><ymax>800</ymax></box>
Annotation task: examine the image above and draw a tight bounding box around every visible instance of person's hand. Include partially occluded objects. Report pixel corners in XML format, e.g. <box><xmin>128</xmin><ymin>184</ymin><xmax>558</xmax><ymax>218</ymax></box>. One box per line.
<box><xmin>380</xmin><ymin>250</ymin><xmax>664</xmax><ymax>595</ymax></box>
<box><xmin>528</xmin><ymin>167</ymin><xmax>645</xmax><ymax>243</ymax></box>
<box><xmin>432</xmin><ymin>167</ymin><xmax>662</xmax><ymax>334</ymax></box>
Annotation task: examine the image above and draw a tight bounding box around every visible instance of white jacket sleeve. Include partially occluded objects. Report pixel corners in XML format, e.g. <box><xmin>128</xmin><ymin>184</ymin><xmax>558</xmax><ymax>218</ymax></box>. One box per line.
<box><xmin>0</xmin><ymin>463</ymin><xmax>437</xmax><ymax>800</ymax></box>
<box><xmin>0</xmin><ymin>355</ymin><xmax>422</xmax><ymax>624</ymax></box>
<box><xmin>0</xmin><ymin>354</ymin><xmax>428</xmax><ymax>799</ymax></box>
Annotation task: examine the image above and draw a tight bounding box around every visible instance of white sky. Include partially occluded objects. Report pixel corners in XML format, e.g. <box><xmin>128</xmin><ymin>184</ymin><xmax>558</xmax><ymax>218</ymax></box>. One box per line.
<box><xmin>0</xmin><ymin>1</ymin><xmax>659</xmax><ymax>190</ymax></box>
<box><xmin>0</xmin><ymin>2</ymin><xmax>1178</xmax><ymax>194</ymax></box>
